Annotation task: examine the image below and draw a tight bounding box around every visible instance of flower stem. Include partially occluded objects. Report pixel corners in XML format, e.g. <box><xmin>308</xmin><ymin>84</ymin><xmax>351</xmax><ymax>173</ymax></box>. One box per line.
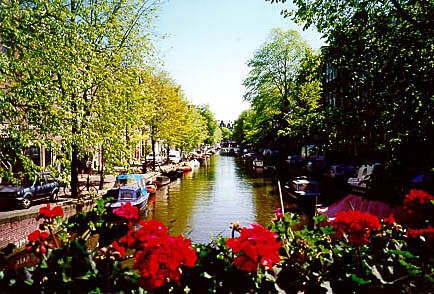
<box><xmin>49</xmin><ymin>226</ymin><xmax>60</xmax><ymax>248</ymax></box>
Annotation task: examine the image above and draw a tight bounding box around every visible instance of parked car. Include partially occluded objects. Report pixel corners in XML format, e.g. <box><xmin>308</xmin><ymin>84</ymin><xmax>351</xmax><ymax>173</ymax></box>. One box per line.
<box><xmin>146</xmin><ymin>153</ymin><xmax>163</xmax><ymax>164</ymax></box>
<box><xmin>410</xmin><ymin>171</ymin><xmax>434</xmax><ymax>194</ymax></box>
<box><xmin>0</xmin><ymin>173</ymin><xmax>60</xmax><ymax>209</ymax></box>
<box><xmin>285</xmin><ymin>154</ymin><xmax>304</xmax><ymax>166</ymax></box>
<box><xmin>168</xmin><ymin>150</ymin><xmax>181</xmax><ymax>164</ymax></box>
<box><xmin>325</xmin><ymin>164</ymin><xmax>355</xmax><ymax>180</ymax></box>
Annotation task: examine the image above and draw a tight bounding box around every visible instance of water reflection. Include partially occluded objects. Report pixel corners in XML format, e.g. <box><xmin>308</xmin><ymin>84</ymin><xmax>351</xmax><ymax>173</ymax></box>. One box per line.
<box><xmin>144</xmin><ymin>154</ymin><xmax>282</xmax><ymax>244</ymax></box>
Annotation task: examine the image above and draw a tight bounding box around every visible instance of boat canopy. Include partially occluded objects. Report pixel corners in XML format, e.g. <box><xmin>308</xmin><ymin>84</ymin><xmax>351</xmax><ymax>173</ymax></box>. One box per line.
<box><xmin>115</xmin><ymin>174</ymin><xmax>146</xmax><ymax>189</ymax></box>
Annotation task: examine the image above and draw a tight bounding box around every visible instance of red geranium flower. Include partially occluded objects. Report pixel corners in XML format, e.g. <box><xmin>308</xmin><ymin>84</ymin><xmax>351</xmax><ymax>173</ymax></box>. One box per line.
<box><xmin>113</xmin><ymin>202</ymin><xmax>139</xmax><ymax>221</ymax></box>
<box><xmin>332</xmin><ymin>210</ymin><xmax>381</xmax><ymax>245</ymax></box>
<box><xmin>133</xmin><ymin>220</ymin><xmax>169</xmax><ymax>248</ymax></box>
<box><xmin>226</xmin><ymin>223</ymin><xmax>281</xmax><ymax>272</ymax></box>
<box><xmin>274</xmin><ymin>208</ymin><xmax>284</xmax><ymax>220</ymax></box>
<box><xmin>383</xmin><ymin>214</ymin><xmax>396</xmax><ymax>225</ymax></box>
<box><xmin>28</xmin><ymin>230</ymin><xmax>50</xmax><ymax>242</ymax></box>
<box><xmin>51</xmin><ymin>205</ymin><xmax>64</xmax><ymax>217</ymax></box>
<box><xmin>118</xmin><ymin>220</ymin><xmax>197</xmax><ymax>291</ymax></box>
<box><xmin>403</xmin><ymin>189</ymin><xmax>434</xmax><ymax>214</ymax></box>
<box><xmin>38</xmin><ymin>203</ymin><xmax>64</xmax><ymax>219</ymax></box>
<box><xmin>26</xmin><ymin>230</ymin><xmax>52</xmax><ymax>255</ymax></box>
<box><xmin>119</xmin><ymin>229</ymin><xmax>137</xmax><ymax>248</ymax></box>
<box><xmin>135</xmin><ymin>234</ymin><xmax>197</xmax><ymax>291</ymax></box>
<box><xmin>111</xmin><ymin>240</ymin><xmax>126</xmax><ymax>257</ymax></box>
<box><xmin>407</xmin><ymin>226</ymin><xmax>434</xmax><ymax>239</ymax></box>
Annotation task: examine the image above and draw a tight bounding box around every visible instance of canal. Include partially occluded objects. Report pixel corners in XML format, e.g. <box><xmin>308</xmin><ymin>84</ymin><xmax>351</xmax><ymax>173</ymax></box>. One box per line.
<box><xmin>144</xmin><ymin>154</ymin><xmax>282</xmax><ymax>244</ymax></box>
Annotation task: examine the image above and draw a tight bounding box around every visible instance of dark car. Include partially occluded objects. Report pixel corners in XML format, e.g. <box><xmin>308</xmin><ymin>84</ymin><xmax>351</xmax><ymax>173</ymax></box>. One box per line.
<box><xmin>285</xmin><ymin>154</ymin><xmax>304</xmax><ymax>166</ymax></box>
<box><xmin>0</xmin><ymin>173</ymin><xmax>60</xmax><ymax>209</ymax></box>
<box><xmin>325</xmin><ymin>164</ymin><xmax>355</xmax><ymax>179</ymax></box>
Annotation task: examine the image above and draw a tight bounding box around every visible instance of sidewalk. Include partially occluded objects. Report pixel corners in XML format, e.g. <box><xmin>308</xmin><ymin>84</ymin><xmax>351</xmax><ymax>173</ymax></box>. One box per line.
<box><xmin>0</xmin><ymin>171</ymin><xmax>162</xmax><ymax>221</ymax></box>
<box><xmin>0</xmin><ymin>170</ymin><xmax>169</xmax><ymax>250</ymax></box>
<box><xmin>62</xmin><ymin>173</ymin><xmax>116</xmax><ymax>196</ymax></box>
<box><xmin>59</xmin><ymin>170</ymin><xmax>163</xmax><ymax>200</ymax></box>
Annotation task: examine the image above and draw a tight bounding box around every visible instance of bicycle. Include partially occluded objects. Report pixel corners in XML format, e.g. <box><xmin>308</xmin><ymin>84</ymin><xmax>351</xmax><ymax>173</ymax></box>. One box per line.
<box><xmin>62</xmin><ymin>175</ymin><xmax>100</xmax><ymax>200</ymax></box>
<box><xmin>78</xmin><ymin>182</ymin><xmax>100</xmax><ymax>199</ymax></box>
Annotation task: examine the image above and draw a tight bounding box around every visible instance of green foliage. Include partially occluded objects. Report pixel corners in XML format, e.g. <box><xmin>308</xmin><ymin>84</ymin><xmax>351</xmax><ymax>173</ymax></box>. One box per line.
<box><xmin>178</xmin><ymin>102</ymin><xmax>208</xmax><ymax>153</ymax></box>
<box><xmin>270</xmin><ymin>0</ymin><xmax>434</xmax><ymax>164</ymax></box>
<box><xmin>0</xmin><ymin>0</ymin><xmax>210</xmax><ymax>187</ymax></box>
<box><xmin>232</xmin><ymin>109</ymin><xmax>258</xmax><ymax>147</ymax></box>
<box><xmin>0</xmin><ymin>0</ymin><xmax>70</xmax><ymax>177</ymax></box>
<box><xmin>281</xmin><ymin>49</ymin><xmax>324</xmax><ymax>148</ymax></box>
<box><xmin>0</xmin><ymin>0</ymin><xmax>162</xmax><ymax>180</ymax></box>
<box><xmin>219</xmin><ymin>127</ymin><xmax>232</xmax><ymax>141</ymax></box>
<box><xmin>197</xmin><ymin>104</ymin><xmax>219</xmax><ymax>145</ymax></box>
<box><xmin>141</xmin><ymin>71</ymin><xmax>207</xmax><ymax>156</ymax></box>
<box><xmin>269</xmin><ymin>213</ymin><xmax>336</xmax><ymax>292</ymax></box>
<box><xmin>1</xmin><ymin>198</ymin><xmax>433</xmax><ymax>293</ymax></box>
<box><xmin>240</xmin><ymin>28</ymin><xmax>321</xmax><ymax>150</ymax></box>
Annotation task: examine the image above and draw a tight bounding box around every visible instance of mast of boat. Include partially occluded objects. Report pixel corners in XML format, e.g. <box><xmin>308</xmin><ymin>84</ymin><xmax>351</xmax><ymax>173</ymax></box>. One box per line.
<box><xmin>277</xmin><ymin>180</ymin><xmax>285</xmax><ymax>214</ymax></box>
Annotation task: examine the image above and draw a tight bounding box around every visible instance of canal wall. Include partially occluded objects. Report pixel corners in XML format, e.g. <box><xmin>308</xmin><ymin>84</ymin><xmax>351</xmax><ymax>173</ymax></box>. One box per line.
<box><xmin>0</xmin><ymin>171</ymin><xmax>163</xmax><ymax>251</ymax></box>
<box><xmin>0</xmin><ymin>174</ymin><xmax>111</xmax><ymax>251</ymax></box>
<box><xmin>0</xmin><ymin>200</ymin><xmax>90</xmax><ymax>250</ymax></box>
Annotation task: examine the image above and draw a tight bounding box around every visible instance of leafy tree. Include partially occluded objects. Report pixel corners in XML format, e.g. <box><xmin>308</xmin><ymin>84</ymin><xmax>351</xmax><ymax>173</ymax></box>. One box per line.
<box><xmin>281</xmin><ymin>49</ymin><xmax>324</xmax><ymax>154</ymax></box>
<box><xmin>141</xmin><ymin>71</ymin><xmax>177</xmax><ymax>167</ymax></box>
<box><xmin>178</xmin><ymin>104</ymin><xmax>207</xmax><ymax>153</ymax></box>
<box><xmin>232</xmin><ymin>109</ymin><xmax>259</xmax><ymax>149</ymax></box>
<box><xmin>242</xmin><ymin>28</ymin><xmax>312</xmax><ymax>150</ymax></box>
<box><xmin>58</xmin><ymin>0</ymin><xmax>161</xmax><ymax>196</ymax></box>
<box><xmin>213</xmin><ymin>126</ymin><xmax>223</xmax><ymax>144</ymax></box>
<box><xmin>159</xmin><ymin>86</ymin><xmax>192</xmax><ymax>153</ymax></box>
<box><xmin>140</xmin><ymin>71</ymin><xmax>206</xmax><ymax>165</ymax></box>
<box><xmin>269</xmin><ymin>0</ymin><xmax>434</xmax><ymax>166</ymax></box>
<box><xmin>0</xmin><ymin>0</ymin><xmax>70</xmax><ymax>179</ymax></box>
<box><xmin>220</xmin><ymin>127</ymin><xmax>232</xmax><ymax>141</ymax></box>
<box><xmin>197</xmin><ymin>104</ymin><xmax>219</xmax><ymax>145</ymax></box>
<box><xmin>91</xmin><ymin>67</ymin><xmax>151</xmax><ymax>180</ymax></box>
<box><xmin>0</xmin><ymin>0</ymin><xmax>161</xmax><ymax>191</ymax></box>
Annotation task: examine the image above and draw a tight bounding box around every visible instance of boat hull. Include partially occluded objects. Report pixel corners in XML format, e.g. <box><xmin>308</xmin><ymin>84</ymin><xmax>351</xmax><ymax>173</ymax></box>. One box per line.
<box><xmin>152</xmin><ymin>175</ymin><xmax>170</xmax><ymax>187</ymax></box>
<box><xmin>107</xmin><ymin>174</ymin><xmax>150</xmax><ymax>209</ymax></box>
<box><xmin>146</xmin><ymin>184</ymin><xmax>157</xmax><ymax>194</ymax></box>
<box><xmin>109</xmin><ymin>194</ymin><xmax>148</xmax><ymax>208</ymax></box>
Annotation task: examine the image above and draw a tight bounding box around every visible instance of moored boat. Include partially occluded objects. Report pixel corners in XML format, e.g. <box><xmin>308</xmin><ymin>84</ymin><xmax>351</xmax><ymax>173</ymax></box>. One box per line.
<box><xmin>146</xmin><ymin>183</ymin><xmax>157</xmax><ymax>194</ymax></box>
<box><xmin>161</xmin><ymin>169</ymin><xmax>183</xmax><ymax>181</ymax></box>
<box><xmin>252</xmin><ymin>158</ymin><xmax>264</xmax><ymax>169</ymax></box>
<box><xmin>106</xmin><ymin>174</ymin><xmax>149</xmax><ymax>208</ymax></box>
<box><xmin>282</xmin><ymin>176</ymin><xmax>322</xmax><ymax>216</ymax></box>
<box><xmin>189</xmin><ymin>159</ymin><xmax>200</xmax><ymax>168</ymax></box>
<box><xmin>152</xmin><ymin>175</ymin><xmax>170</xmax><ymax>187</ymax></box>
<box><xmin>177</xmin><ymin>163</ymin><xmax>192</xmax><ymax>172</ymax></box>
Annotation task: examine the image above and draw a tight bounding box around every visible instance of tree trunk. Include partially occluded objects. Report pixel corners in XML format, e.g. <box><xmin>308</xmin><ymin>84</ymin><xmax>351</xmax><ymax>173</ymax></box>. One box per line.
<box><xmin>71</xmin><ymin>145</ymin><xmax>79</xmax><ymax>198</ymax></box>
<box><xmin>99</xmin><ymin>145</ymin><xmax>105</xmax><ymax>190</ymax></box>
<box><xmin>151</xmin><ymin>137</ymin><xmax>156</xmax><ymax>171</ymax></box>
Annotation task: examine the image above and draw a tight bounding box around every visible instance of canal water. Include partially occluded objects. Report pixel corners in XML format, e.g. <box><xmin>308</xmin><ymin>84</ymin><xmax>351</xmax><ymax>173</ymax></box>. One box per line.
<box><xmin>144</xmin><ymin>154</ymin><xmax>283</xmax><ymax>244</ymax></box>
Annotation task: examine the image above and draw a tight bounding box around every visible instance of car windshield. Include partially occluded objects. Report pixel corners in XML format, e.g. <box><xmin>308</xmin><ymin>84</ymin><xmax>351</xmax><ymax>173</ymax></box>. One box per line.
<box><xmin>21</xmin><ymin>175</ymin><xmax>38</xmax><ymax>186</ymax></box>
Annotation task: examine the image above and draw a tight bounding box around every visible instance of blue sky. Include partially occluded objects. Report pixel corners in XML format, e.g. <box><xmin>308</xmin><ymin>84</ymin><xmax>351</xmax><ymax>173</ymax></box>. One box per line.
<box><xmin>155</xmin><ymin>0</ymin><xmax>324</xmax><ymax>121</ymax></box>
